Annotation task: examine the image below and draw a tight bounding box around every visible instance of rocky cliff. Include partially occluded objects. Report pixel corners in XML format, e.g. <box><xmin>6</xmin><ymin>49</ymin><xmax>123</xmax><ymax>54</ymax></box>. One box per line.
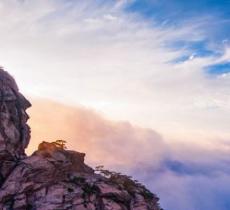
<box><xmin>0</xmin><ymin>68</ymin><xmax>162</xmax><ymax>210</ymax></box>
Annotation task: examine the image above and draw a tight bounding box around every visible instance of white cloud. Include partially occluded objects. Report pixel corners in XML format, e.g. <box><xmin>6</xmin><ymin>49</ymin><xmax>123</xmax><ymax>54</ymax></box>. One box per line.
<box><xmin>27</xmin><ymin>99</ymin><xmax>230</xmax><ymax>210</ymax></box>
<box><xmin>0</xmin><ymin>0</ymin><xmax>229</xmax><ymax>142</ymax></box>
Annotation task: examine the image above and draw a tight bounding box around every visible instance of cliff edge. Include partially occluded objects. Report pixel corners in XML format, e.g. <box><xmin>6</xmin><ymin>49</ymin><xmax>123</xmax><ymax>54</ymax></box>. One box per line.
<box><xmin>0</xmin><ymin>68</ymin><xmax>162</xmax><ymax>210</ymax></box>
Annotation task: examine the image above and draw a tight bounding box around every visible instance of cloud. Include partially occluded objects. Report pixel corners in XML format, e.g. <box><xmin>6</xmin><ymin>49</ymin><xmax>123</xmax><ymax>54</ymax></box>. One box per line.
<box><xmin>27</xmin><ymin>98</ymin><xmax>167</xmax><ymax>168</ymax></box>
<box><xmin>145</xmin><ymin>169</ymin><xmax>230</xmax><ymax>210</ymax></box>
<box><xmin>1</xmin><ymin>1</ymin><xmax>230</xmax><ymax>209</ymax></box>
<box><xmin>27</xmin><ymin>99</ymin><xmax>230</xmax><ymax>210</ymax></box>
<box><xmin>0</xmin><ymin>0</ymin><xmax>229</xmax><ymax>143</ymax></box>
<box><xmin>131</xmin><ymin>141</ymin><xmax>230</xmax><ymax>210</ymax></box>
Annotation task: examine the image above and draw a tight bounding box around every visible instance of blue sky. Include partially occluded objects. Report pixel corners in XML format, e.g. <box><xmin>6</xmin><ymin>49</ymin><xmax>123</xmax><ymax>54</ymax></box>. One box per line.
<box><xmin>126</xmin><ymin>0</ymin><xmax>230</xmax><ymax>38</ymax></box>
<box><xmin>126</xmin><ymin>0</ymin><xmax>230</xmax><ymax>74</ymax></box>
<box><xmin>0</xmin><ymin>1</ymin><xmax>230</xmax><ymax>209</ymax></box>
<box><xmin>126</xmin><ymin>0</ymin><xmax>230</xmax><ymax>21</ymax></box>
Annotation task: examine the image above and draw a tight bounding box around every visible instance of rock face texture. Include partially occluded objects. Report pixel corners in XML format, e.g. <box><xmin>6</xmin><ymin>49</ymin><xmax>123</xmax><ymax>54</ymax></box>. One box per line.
<box><xmin>0</xmin><ymin>69</ymin><xmax>31</xmax><ymax>186</ymax></box>
<box><xmin>0</xmin><ymin>68</ymin><xmax>162</xmax><ymax>210</ymax></box>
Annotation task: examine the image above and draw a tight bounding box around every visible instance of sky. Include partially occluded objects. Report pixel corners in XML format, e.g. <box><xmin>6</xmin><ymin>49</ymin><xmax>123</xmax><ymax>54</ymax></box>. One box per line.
<box><xmin>0</xmin><ymin>0</ymin><xmax>230</xmax><ymax>209</ymax></box>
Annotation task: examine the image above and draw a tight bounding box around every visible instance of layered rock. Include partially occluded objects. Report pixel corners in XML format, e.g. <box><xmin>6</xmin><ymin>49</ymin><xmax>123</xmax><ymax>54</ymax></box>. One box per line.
<box><xmin>0</xmin><ymin>68</ymin><xmax>162</xmax><ymax>210</ymax></box>
<box><xmin>0</xmin><ymin>68</ymin><xmax>31</xmax><ymax>185</ymax></box>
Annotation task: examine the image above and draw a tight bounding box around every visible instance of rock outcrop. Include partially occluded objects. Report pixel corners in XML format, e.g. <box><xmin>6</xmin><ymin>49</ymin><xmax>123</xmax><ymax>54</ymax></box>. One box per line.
<box><xmin>0</xmin><ymin>68</ymin><xmax>162</xmax><ymax>210</ymax></box>
<box><xmin>0</xmin><ymin>69</ymin><xmax>31</xmax><ymax>186</ymax></box>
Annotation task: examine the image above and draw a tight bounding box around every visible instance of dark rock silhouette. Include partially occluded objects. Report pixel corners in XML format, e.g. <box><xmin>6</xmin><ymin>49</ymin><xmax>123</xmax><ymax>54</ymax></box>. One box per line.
<box><xmin>0</xmin><ymin>68</ymin><xmax>162</xmax><ymax>210</ymax></box>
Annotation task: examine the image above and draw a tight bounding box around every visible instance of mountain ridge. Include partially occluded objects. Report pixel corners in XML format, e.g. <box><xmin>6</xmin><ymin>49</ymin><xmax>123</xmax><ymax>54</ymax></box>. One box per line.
<box><xmin>0</xmin><ymin>68</ymin><xmax>162</xmax><ymax>210</ymax></box>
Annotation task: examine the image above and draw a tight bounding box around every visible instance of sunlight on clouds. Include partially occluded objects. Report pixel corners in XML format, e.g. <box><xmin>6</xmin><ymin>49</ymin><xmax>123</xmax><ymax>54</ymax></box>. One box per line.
<box><xmin>27</xmin><ymin>99</ymin><xmax>230</xmax><ymax>210</ymax></box>
<box><xmin>27</xmin><ymin>99</ymin><xmax>167</xmax><ymax>168</ymax></box>
<box><xmin>0</xmin><ymin>0</ymin><xmax>229</xmax><ymax>142</ymax></box>
<box><xmin>0</xmin><ymin>2</ymin><xmax>229</xmax><ymax>209</ymax></box>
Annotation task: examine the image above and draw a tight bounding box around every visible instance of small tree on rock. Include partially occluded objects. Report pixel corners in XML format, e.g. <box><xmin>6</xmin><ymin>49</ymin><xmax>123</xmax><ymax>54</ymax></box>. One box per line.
<box><xmin>53</xmin><ymin>139</ymin><xmax>67</xmax><ymax>149</ymax></box>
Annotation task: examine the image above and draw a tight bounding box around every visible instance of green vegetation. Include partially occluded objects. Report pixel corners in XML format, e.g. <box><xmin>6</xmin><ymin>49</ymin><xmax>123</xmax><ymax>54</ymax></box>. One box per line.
<box><xmin>95</xmin><ymin>165</ymin><xmax>156</xmax><ymax>200</ymax></box>
<box><xmin>52</xmin><ymin>139</ymin><xmax>67</xmax><ymax>149</ymax></box>
<box><xmin>70</xmin><ymin>175</ymin><xmax>100</xmax><ymax>207</ymax></box>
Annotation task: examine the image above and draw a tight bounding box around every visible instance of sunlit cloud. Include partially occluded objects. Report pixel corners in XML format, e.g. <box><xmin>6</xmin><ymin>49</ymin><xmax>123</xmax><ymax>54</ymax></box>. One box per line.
<box><xmin>27</xmin><ymin>99</ymin><xmax>230</xmax><ymax>210</ymax></box>
<box><xmin>0</xmin><ymin>0</ymin><xmax>229</xmax><ymax>142</ymax></box>
<box><xmin>27</xmin><ymin>99</ymin><xmax>167</xmax><ymax>168</ymax></box>
<box><xmin>1</xmin><ymin>1</ymin><xmax>230</xmax><ymax>209</ymax></box>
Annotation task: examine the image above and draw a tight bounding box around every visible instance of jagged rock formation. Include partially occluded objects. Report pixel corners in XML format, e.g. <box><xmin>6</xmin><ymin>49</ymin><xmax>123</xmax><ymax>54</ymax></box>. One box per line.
<box><xmin>0</xmin><ymin>69</ymin><xmax>31</xmax><ymax>186</ymax></box>
<box><xmin>0</xmin><ymin>68</ymin><xmax>162</xmax><ymax>210</ymax></box>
